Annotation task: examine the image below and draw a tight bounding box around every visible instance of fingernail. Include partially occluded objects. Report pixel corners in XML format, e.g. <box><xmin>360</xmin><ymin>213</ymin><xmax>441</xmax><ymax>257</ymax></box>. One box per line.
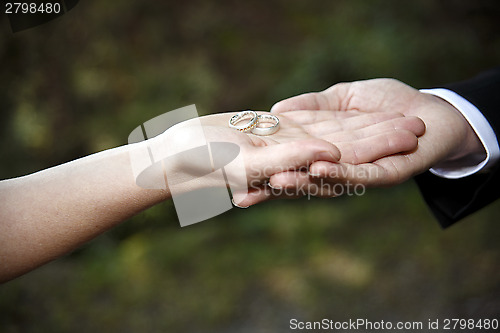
<box><xmin>231</xmin><ymin>198</ymin><xmax>249</xmax><ymax>209</ymax></box>
<box><xmin>267</xmin><ymin>182</ymin><xmax>282</xmax><ymax>190</ymax></box>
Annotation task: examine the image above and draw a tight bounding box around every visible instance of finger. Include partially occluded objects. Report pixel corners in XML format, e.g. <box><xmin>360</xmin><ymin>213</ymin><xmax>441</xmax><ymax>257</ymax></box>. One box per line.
<box><xmin>233</xmin><ymin>167</ymin><xmax>347</xmax><ymax>207</ymax></box>
<box><xmin>245</xmin><ymin>139</ymin><xmax>341</xmax><ymax>183</ymax></box>
<box><xmin>231</xmin><ymin>186</ymin><xmax>272</xmax><ymax>208</ymax></box>
<box><xmin>298</xmin><ymin>112</ymin><xmax>416</xmax><ymax>136</ymax></box>
<box><xmin>322</xmin><ymin>116</ymin><xmax>425</xmax><ymax>143</ymax></box>
<box><xmin>277</xmin><ymin>110</ymin><xmax>397</xmax><ymax>127</ymax></box>
<box><xmin>333</xmin><ymin>130</ymin><xmax>419</xmax><ymax>164</ymax></box>
<box><xmin>268</xmin><ymin>170</ymin><xmax>360</xmax><ymax>199</ymax></box>
<box><xmin>284</xmin><ymin>112</ymin><xmax>424</xmax><ymax>139</ymax></box>
<box><xmin>231</xmin><ymin>182</ymin><xmax>305</xmax><ymax>207</ymax></box>
<box><xmin>308</xmin><ymin>153</ymin><xmax>422</xmax><ymax>187</ymax></box>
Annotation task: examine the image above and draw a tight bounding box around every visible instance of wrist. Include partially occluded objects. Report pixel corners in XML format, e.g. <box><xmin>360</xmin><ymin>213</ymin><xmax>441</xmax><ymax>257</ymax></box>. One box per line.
<box><xmin>422</xmin><ymin>93</ymin><xmax>486</xmax><ymax>163</ymax></box>
<box><xmin>150</xmin><ymin>121</ymin><xmax>241</xmax><ymax>193</ymax></box>
<box><xmin>441</xmin><ymin>97</ymin><xmax>485</xmax><ymax>161</ymax></box>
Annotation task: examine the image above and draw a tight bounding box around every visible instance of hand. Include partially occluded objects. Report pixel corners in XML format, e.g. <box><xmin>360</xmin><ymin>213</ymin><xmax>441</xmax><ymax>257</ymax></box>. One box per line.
<box><xmin>168</xmin><ymin>108</ymin><xmax>426</xmax><ymax>206</ymax></box>
<box><xmin>0</xmin><ymin>102</ymin><xmax>432</xmax><ymax>281</ymax></box>
<box><xmin>269</xmin><ymin>79</ymin><xmax>484</xmax><ymax>193</ymax></box>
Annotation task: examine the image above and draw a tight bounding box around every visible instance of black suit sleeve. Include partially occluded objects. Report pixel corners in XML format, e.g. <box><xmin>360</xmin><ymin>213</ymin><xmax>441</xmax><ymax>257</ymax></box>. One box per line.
<box><xmin>414</xmin><ymin>67</ymin><xmax>500</xmax><ymax>228</ymax></box>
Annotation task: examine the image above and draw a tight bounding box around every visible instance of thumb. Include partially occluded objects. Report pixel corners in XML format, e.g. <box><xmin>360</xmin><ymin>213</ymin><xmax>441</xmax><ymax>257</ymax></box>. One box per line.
<box><xmin>271</xmin><ymin>92</ymin><xmax>328</xmax><ymax>114</ymax></box>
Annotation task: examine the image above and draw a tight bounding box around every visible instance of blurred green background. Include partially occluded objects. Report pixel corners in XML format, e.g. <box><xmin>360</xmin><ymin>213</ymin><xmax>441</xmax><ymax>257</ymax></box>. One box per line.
<box><xmin>1</xmin><ymin>0</ymin><xmax>499</xmax><ymax>332</ymax></box>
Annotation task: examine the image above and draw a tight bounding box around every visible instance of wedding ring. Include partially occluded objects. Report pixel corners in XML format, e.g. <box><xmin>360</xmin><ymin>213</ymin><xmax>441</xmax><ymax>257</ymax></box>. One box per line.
<box><xmin>228</xmin><ymin>110</ymin><xmax>258</xmax><ymax>132</ymax></box>
<box><xmin>251</xmin><ymin>114</ymin><xmax>280</xmax><ymax>136</ymax></box>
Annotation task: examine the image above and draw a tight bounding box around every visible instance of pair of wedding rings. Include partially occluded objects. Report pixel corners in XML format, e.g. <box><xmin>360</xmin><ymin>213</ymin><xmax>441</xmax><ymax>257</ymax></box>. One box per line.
<box><xmin>228</xmin><ymin>110</ymin><xmax>280</xmax><ymax>136</ymax></box>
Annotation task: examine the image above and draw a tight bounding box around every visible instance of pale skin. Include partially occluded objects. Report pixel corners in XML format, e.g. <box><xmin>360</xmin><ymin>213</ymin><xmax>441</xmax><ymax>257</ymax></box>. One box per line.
<box><xmin>0</xmin><ymin>110</ymin><xmax>423</xmax><ymax>282</ymax></box>
<box><xmin>267</xmin><ymin>78</ymin><xmax>485</xmax><ymax>196</ymax></box>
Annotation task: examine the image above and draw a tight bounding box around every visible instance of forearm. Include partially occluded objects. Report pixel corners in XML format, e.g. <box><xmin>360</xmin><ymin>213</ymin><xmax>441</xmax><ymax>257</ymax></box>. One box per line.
<box><xmin>0</xmin><ymin>141</ymin><xmax>170</xmax><ymax>282</ymax></box>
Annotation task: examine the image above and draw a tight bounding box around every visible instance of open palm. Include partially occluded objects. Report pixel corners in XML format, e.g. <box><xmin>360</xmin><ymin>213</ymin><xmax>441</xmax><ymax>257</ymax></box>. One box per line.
<box><xmin>270</xmin><ymin>79</ymin><xmax>477</xmax><ymax>193</ymax></box>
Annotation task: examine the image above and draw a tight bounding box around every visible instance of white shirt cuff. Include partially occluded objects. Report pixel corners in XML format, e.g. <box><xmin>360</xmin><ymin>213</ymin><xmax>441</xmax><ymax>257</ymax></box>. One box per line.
<box><xmin>420</xmin><ymin>88</ymin><xmax>500</xmax><ymax>179</ymax></box>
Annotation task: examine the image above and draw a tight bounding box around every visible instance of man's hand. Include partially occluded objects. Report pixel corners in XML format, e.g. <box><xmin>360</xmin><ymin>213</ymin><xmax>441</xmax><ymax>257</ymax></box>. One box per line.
<box><xmin>267</xmin><ymin>78</ymin><xmax>484</xmax><ymax>194</ymax></box>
